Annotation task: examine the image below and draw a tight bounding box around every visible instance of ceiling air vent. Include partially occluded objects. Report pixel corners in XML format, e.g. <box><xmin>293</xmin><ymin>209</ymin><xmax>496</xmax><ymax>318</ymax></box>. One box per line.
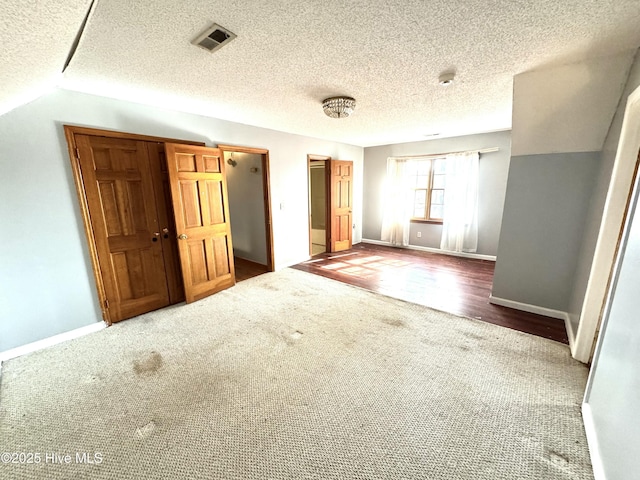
<box><xmin>192</xmin><ymin>23</ymin><xmax>237</xmax><ymax>53</ymax></box>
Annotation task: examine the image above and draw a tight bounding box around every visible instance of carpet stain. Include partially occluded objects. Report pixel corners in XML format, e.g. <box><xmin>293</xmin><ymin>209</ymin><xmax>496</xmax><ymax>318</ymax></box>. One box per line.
<box><xmin>133</xmin><ymin>351</ymin><xmax>163</xmax><ymax>376</ymax></box>
<box><xmin>260</xmin><ymin>284</ymin><xmax>280</xmax><ymax>291</ymax></box>
<box><xmin>547</xmin><ymin>449</ymin><xmax>570</xmax><ymax>467</ymax></box>
<box><xmin>83</xmin><ymin>373</ymin><xmax>103</xmax><ymax>384</ymax></box>
<box><xmin>381</xmin><ymin>317</ymin><xmax>406</xmax><ymax>328</ymax></box>
<box><xmin>136</xmin><ymin>420</ymin><xmax>157</xmax><ymax>438</ymax></box>
<box><xmin>462</xmin><ymin>332</ymin><xmax>485</xmax><ymax>341</ymax></box>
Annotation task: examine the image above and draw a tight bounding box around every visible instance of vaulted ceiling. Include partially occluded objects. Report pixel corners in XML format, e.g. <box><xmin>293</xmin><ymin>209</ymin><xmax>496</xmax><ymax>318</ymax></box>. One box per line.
<box><xmin>2</xmin><ymin>0</ymin><xmax>640</xmax><ymax>146</ymax></box>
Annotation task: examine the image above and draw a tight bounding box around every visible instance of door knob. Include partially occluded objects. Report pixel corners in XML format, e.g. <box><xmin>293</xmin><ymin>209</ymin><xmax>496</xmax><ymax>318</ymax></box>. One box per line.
<box><xmin>178</xmin><ymin>234</ymin><xmax>188</xmax><ymax>240</ymax></box>
<box><xmin>162</xmin><ymin>227</ymin><xmax>169</xmax><ymax>239</ymax></box>
<box><xmin>152</xmin><ymin>232</ymin><xmax>160</xmax><ymax>242</ymax></box>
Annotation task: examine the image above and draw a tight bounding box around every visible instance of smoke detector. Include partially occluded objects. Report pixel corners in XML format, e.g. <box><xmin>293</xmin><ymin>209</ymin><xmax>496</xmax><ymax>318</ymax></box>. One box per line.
<box><xmin>192</xmin><ymin>23</ymin><xmax>237</xmax><ymax>53</ymax></box>
<box><xmin>438</xmin><ymin>72</ymin><xmax>455</xmax><ymax>86</ymax></box>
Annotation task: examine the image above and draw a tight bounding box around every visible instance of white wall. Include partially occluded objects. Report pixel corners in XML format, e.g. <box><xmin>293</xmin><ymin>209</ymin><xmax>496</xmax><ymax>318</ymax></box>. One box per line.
<box><xmin>223</xmin><ymin>152</ymin><xmax>268</xmax><ymax>265</ymax></box>
<box><xmin>0</xmin><ymin>88</ymin><xmax>363</xmax><ymax>352</ymax></box>
<box><xmin>512</xmin><ymin>51</ymin><xmax>634</xmax><ymax>156</ymax></box>
<box><xmin>583</xmin><ymin>156</ymin><xmax>640</xmax><ymax>480</ymax></box>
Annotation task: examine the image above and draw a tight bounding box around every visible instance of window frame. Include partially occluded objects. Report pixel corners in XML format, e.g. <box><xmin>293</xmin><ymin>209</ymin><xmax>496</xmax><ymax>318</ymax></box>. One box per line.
<box><xmin>410</xmin><ymin>157</ymin><xmax>445</xmax><ymax>223</ymax></box>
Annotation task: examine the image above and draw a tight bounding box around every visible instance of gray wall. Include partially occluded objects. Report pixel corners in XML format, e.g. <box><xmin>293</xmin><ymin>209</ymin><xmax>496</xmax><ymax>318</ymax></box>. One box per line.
<box><xmin>492</xmin><ymin>152</ymin><xmax>600</xmax><ymax>311</ymax></box>
<box><xmin>568</xmin><ymin>51</ymin><xmax>640</xmax><ymax>332</ymax></box>
<box><xmin>584</xmin><ymin>168</ymin><xmax>640</xmax><ymax>479</ymax></box>
<box><xmin>224</xmin><ymin>152</ymin><xmax>268</xmax><ymax>265</ymax></box>
<box><xmin>0</xmin><ymin>88</ymin><xmax>363</xmax><ymax>352</ymax></box>
<box><xmin>362</xmin><ymin>130</ymin><xmax>512</xmax><ymax>256</ymax></box>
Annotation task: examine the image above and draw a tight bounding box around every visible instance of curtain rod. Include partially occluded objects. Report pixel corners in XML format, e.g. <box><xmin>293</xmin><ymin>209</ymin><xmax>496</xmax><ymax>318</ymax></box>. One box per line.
<box><xmin>391</xmin><ymin>147</ymin><xmax>499</xmax><ymax>160</ymax></box>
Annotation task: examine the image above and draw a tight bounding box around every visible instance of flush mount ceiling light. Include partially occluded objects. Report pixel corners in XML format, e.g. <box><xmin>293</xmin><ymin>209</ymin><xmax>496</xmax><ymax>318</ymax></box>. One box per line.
<box><xmin>438</xmin><ymin>72</ymin><xmax>455</xmax><ymax>86</ymax></box>
<box><xmin>322</xmin><ymin>96</ymin><xmax>356</xmax><ymax>118</ymax></box>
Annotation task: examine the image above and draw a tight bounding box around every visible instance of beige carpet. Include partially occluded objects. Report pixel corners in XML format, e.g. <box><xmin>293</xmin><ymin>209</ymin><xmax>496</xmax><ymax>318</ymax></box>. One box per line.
<box><xmin>0</xmin><ymin>268</ymin><xmax>592</xmax><ymax>479</ymax></box>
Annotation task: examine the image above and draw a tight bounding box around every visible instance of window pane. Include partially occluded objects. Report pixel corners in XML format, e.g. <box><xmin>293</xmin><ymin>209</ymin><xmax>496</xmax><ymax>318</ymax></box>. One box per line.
<box><xmin>415</xmin><ymin>174</ymin><xmax>429</xmax><ymax>188</ymax></box>
<box><xmin>433</xmin><ymin>159</ymin><xmax>446</xmax><ymax>174</ymax></box>
<box><xmin>430</xmin><ymin>204</ymin><xmax>444</xmax><ymax>220</ymax></box>
<box><xmin>416</xmin><ymin>161</ymin><xmax>430</xmax><ymax>175</ymax></box>
<box><xmin>413</xmin><ymin>190</ymin><xmax>426</xmax><ymax>218</ymax></box>
<box><xmin>433</xmin><ymin>174</ymin><xmax>446</xmax><ymax>189</ymax></box>
<box><xmin>431</xmin><ymin>189</ymin><xmax>444</xmax><ymax>205</ymax></box>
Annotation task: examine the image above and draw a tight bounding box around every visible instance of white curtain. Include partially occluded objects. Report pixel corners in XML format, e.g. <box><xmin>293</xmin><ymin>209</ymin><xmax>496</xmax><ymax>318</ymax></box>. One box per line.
<box><xmin>381</xmin><ymin>157</ymin><xmax>414</xmax><ymax>246</ymax></box>
<box><xmin>440</xmin><ymin>151</ymin><xmax>479</xmax><ymax>253</ymax></box>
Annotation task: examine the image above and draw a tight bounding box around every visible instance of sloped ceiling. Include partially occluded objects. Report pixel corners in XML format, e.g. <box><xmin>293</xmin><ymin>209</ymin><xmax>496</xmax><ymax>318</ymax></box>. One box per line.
<box><xmin>2</xmin><ymin>0</ymin><xmax>640</xmax><ymax>146</ymax></box>
<box><xmin>0</xmin><ymin>0</ymin><xmax>93</xmax><ymax>114</ymax></box>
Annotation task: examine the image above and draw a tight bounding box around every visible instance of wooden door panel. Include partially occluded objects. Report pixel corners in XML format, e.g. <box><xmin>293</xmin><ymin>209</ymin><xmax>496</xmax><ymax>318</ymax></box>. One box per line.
<box><xmin>179</xmin><ymin>180</ymin><xmax>204</xmax><ymax>227</ymax></box>
<box><xmin>204</xmin><ymin>180</ymin><xmax>225</xmax><ymax>225</ymax></box>
<box><xmin>76</xmin><ymin>135</ymin><xmax>170</xmax><ymax>321</ymax></box>
<box><xmin>203</xmin><ymin>154</ymin><xmax>222</xmax><ymax>172</ymax></box>
<box><xmin>329</xmin><ymin>160</ymin><xmax>353</xmax><ymax>252</ymax></box>
<box><xmin>166</xmin><ymin>143</ymin><xmax>235</xmax><ymax>303</ymax></box>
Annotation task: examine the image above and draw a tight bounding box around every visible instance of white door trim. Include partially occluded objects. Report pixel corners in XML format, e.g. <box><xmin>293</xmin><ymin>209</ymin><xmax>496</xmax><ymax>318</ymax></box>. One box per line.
<box><xmin>574</xmin><ymin>85</ymin><xmax>640</xmax><ymax>363</ymax></box>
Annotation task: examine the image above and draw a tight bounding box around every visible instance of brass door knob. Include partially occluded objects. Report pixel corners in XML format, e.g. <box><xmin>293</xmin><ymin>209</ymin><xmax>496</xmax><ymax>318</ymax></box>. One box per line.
<box><xmin>178</xmin><ymin>234</ymin><xmax>188</xmax><ymax>240</ymax></box>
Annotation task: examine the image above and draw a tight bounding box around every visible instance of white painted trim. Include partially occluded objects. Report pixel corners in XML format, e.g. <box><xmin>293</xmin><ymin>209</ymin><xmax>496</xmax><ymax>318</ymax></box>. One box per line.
<box><xmin>565</xmin><ymin>314</ymin><xmax>577</xmax><ymax>350</ymax></box>
<box><xmin>488</xmin><ymin>295</ymin><xmax>569</xmax><ymax>321</ymax></box>
<box><xmin>575</xmin><ymin>83</ymin><xmax>640</xmax><ymax>363</ymax></box>
<box><xmin>582</xmin><ymin>403</ymin><xmax>607</xmax><ymax>480</ymax></box>
<box><xmin>361</xmin><ymin>239</ymin><xmax>497</xmax><ymax>261</ymax></box>
<box><xmin>0</xmin><ymin>322</ymin><xmax>106</xmax><ymax>363</ymax></box>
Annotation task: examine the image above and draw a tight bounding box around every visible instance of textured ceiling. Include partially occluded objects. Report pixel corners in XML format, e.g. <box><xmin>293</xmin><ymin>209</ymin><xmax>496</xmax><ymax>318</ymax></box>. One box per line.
<box><xmin>0</xmin><ymin>0</ymin><xmax>92</xmax><ymax>115</ymax></box>
<box><xmin>3</xmin><ymin>0</ymin><xmax>640</xmax><ymax>146</ymax></box>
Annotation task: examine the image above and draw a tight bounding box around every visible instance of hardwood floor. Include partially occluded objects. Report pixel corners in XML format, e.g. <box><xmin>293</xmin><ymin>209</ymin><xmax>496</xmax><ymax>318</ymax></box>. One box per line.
<box><xmin>292</xmin><ymin>243</ymin><xmax>568</xmax><ymax>344</ymax></box>
<box><xmin>234</xmin><ymin>257</ymin><xmax>269</xmax><ymax>282</ymax></box>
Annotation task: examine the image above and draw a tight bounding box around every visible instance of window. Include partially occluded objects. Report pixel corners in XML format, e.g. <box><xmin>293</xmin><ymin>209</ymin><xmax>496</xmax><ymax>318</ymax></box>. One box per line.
<box><xmin>410</xmin><ymin>158</ymin><xmax>446</xmax><ymax>222</ymax></box>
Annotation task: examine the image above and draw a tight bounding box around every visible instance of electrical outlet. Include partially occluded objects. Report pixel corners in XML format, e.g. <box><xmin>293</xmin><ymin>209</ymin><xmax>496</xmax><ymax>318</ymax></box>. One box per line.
<box><xmin>417</xmin><ymin>231</ymin><xmax>422</xmax><ymax>238</ymax></box>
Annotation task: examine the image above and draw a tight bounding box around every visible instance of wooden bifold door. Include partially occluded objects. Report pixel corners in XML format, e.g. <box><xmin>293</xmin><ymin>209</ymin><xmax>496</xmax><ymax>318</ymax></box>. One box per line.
<box><xmin>66</xmin><ymin>127</ymin><xmax>235</xmax><ymax>324</ymax></box>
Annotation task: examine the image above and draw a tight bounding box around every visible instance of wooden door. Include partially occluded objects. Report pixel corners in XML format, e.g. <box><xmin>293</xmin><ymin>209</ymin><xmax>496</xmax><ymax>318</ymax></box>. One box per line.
<box><xmin>329</xmin><ymin>160</ymin><xmax>353</xmax><ymax>252</ymax></box>
<box><xmin>75</xmin><ymin>135</ymin><xmax>170</xmax><ymax>321</ymax></box>
<box><xmin>165</xmin><ymin>144</ymin><xmax>236</xmax><ymax>302</ymax></box>
<box><xmin>147</xmin><ymin>142</ymin><xmax>185</xmax><ymax>304</ymax></box>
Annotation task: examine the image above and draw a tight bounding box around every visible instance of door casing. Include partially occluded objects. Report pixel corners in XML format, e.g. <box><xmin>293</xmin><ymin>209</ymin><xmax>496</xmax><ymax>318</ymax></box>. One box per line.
<box><xmin>218</xmin><ymin>144</ymin><xmax>275</xmax><ymax>272</ymax></box>
<box><xmin>307</xmin><ymin>154</ymin><xmax>331</xmax><ymax>256</ymax></box>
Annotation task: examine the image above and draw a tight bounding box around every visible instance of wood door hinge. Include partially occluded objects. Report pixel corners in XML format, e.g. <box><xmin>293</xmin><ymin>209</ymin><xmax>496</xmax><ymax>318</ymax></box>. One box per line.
<box><xmin>75</xmin><ymin>147</ymin><xmax>80</xmax><ymax>160</ymax></box>
<box><xmin>104</xmin><ymin>299</ymin><xmax>109</xmax><ymax>309</ymax></box>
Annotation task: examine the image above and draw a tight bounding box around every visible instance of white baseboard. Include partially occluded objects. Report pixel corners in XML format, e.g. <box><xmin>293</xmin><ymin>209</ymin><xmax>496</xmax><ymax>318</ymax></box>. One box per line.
<box><xmin>0</xmin><ymin>322</ymin><xmax>107</xmax><ymax>364</ymax></box>
<box><xmin>361</xmin><ymin>239</ymin><xmax>497</xmax><ymax>261</ymax></box>
<box><xmin>582</xmin><ymin>403</ymin><xmax>606</xmax><ymax>480</ymax></box>
<box><xmin>488</xmin><ymin>295</ymin><xmax>569</xmax><ymax>321</ymax></box>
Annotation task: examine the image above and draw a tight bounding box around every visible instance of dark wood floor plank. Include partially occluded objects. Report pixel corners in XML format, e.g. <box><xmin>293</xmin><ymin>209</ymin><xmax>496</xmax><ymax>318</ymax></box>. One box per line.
<box><xmin>292</xmin><ymin>243</ymin><xmax>568</xmax><ymax>344</ymax></box>
<box><xmin>234</xmin><ymin>257</ymin><xmax>269</xmax><ymax>282</ymax></box>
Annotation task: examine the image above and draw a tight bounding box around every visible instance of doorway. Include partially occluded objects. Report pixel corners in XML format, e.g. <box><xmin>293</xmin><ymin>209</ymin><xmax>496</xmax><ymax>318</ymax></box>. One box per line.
<box><xmin>219</xmin><ymin>144</ymin><xmax>274</xmax><ymax>279</ymax></box>
<box><xmin>309</xmin><ymin>159</ymin><xmax>328</xmax><ymax>256</ymax></box>
<box><xmin>307</xmin><ymin>155</ymin><xmax>354</xmax><ymax>256</ymax></box>
<box><xmin>308</xmin><ymin>155</ymin><xmax>330</xmax><ymax>256</ymax></box>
